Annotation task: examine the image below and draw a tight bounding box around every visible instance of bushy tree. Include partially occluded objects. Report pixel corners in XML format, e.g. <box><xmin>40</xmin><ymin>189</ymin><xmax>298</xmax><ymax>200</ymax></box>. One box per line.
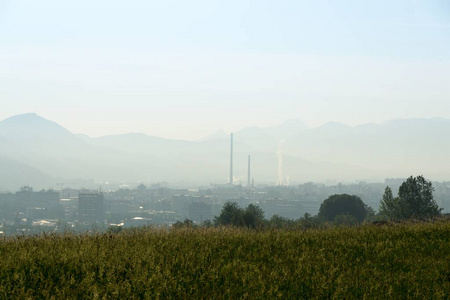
<box><xmin>268</xmin><ymin>214</ymin><xmax>294</xmax><ymax>229</ymax></box>
<box><xmin>399</xmin><ymin>175</ymin><xmax>440</xmax><ymax>218</ymax></box>
<box><xmin>243</xmin><ymin>203</ymin><xmax>265</xmax><ymax>228</ymax></box>
<box><xmin>214</xmin><ymin>202</ymin><xmax>244</xmax><ymax>226</ymax></box>
<box><xmin>379</xmin><ymin>176</ymin><xmax>440</xmax><ymax>220</ymax></box>
<box><xmin>296</xmin><ymin>213</ymin><xmax>324</xmax><ymax>229</ymax></box>
<box><xmin>215</xmin><ymin>202</ymin><xmax>265</xmax><ymax>228</ymax></box>
<box><xmin>332</xmin><ymin>214</ymin><xmax>359</xmax><ymax>226</ymax></box>
<box><xmin>319</xmin><ymin>194</ymin><xmax>368</xmax><ymax>223</ymax></box>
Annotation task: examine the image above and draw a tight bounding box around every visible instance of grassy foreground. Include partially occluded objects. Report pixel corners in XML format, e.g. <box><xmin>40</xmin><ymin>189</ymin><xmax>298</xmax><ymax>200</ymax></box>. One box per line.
<box><xmin>0</xmin><ymin>222</ymin><xmax>449</xmax><ymax>299</ymax></box>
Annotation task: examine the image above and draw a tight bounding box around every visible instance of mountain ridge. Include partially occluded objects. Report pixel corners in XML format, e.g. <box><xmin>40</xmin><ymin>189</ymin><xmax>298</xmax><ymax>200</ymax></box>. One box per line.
<box><xmin>0</xmin><ymin>113</ymin><xmax>449</xmax><ymax>190</ymax></box>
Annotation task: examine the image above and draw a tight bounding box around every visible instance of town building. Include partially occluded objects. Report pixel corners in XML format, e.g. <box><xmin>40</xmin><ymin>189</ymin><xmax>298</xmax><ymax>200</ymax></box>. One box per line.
<box><xmin>78</xmin><ymin>192</ymin><xmax>104</xmax><ymax>223</ymax></box>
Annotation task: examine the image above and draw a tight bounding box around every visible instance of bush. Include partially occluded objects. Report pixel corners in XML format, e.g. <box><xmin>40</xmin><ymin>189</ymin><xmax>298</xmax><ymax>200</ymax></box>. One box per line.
<box><xmin>319</xmin><ymin>194</ymin><xmax>369</xmax><ymax>223</ymax></box>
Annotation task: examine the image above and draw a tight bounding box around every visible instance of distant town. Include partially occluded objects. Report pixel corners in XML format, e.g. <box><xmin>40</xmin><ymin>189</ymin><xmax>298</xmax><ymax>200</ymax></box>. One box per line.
<box><xmin>1</xmin><ymin>114</ymin><xmax>450</xmax><ymax>235</ymax></box>
<box><xmin>1</xmin><ymin>179</ymin><xmax>449</xmax><ymax>235</ymax></box>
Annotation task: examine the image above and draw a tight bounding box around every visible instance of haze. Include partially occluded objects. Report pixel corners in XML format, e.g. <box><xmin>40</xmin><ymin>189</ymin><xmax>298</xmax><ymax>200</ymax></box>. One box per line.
<box><xmin>1</xmin><ymin>0</ymin><xmax>449</xmax><ymax>140</ymax></box>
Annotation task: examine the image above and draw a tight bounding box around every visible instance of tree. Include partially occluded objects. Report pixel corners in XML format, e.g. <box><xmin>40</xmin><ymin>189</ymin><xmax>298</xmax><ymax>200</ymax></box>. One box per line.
<box><xmin>379</xmin><ymin>187</ymin><xmax>402</xmax><ymax>220</ymax></box>
<box><xmin>296</xmin><ymin>213</ymin><xmax>323</xmax><ymax>229</ymax></box>
<box><xmin>332</xmin><ymin>213</ymin><xmax>359</xmax><ymax>226</ymax></box>
<box><xmin>215</xmin><ymin>202</ymin><xmax>266</xmax><ymax>228</ymax></box>
<box><xmin>268</xmin><ymin>214</ymin><xmax>294</xmax><ymax>229</ymax></box>
<box><xmin>319</xmin><ymin>194</ymin><xmax>368</xmax><ymax>223</ymax></box>
<box><xmin>243</xmin><ymin>204</ymin><xmax>265</xmax><ymax>228</ymax></box>
<box><xmin>201</xmin><ymin>219</ymin><xmax>213</xmax><ymax>227</ymax></box>
<box><xmin>214</xmin><ymin>202</ymin><xmax>244</xmax><ymax>226</ymax></box>
<box><xmin>399</xmin><ymin>176</ymin><xmax>439</xmax><ymax>219</ymax></box>
<box><xmin>379</xmin><ymin>176</ymin><xmax>440</xmax><ymax>220</ymax></box>
<box><xmin>398</xmin><ymin>175</ymin><xmax>440</xmax><ymax>218</ymax></box>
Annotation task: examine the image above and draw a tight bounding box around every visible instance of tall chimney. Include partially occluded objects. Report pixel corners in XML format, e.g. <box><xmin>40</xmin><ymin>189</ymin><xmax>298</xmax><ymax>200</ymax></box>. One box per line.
<box><xmin>247</xmin><ymin>155</ymin><xmax>251</xmax><ymax>187</ymax></box>
<box><xmin>229</xmin><ymin>133</ymin><xmax>233</xmax><ymax>185</ymax></box>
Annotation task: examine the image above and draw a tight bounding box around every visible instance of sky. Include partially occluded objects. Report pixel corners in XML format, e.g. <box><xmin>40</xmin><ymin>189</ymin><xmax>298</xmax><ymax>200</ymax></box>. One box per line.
<box><xmin>0</xmin><ymin>0</ymin><xmax>449</xmax><ymax>140</ymax></box>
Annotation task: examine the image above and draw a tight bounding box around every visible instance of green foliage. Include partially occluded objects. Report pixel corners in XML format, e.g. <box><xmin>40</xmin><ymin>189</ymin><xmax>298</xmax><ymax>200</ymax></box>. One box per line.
<box><xmin>380</xmin><ymin>176</ymin><xmax>441</xmax><ymax>220</ymax></box>
<box><xmin>267</xmin><ymin>213</ymin><xmax>326</xmax><ymax>230</ymax></box>
<box><xmin>0</xmin><ymin>222</ymin><xmax>448</xmax><ymax>298</ymax></box>
<box><xmin>379</xmin><ymin>186</ymin><xmax>402</xmax><ymax>220</ymax></box>
<box><xmin>214</xmin><ymin>202</ymin><xmax>265</xmax><ymax>228</ymax></box>
<box><xmin>398</xmin><ymin>175</ymin><xmax>440</xmax><ymax>218</ymax></box>
<box><xmin>268</xmin><ymin>214</ymin><xmax>295</xmax><ymax>229</ymax></box>
<box><xmin>333</xmin><ymin>214</ymin><xmax>359</xmax><ymax>226</ymax></box>
<box><xmin>364</xmin><ymin>206</ymin><xmax>376</xmax><ymax>222</ymax></box>
<box><xmin>214</xmin><ymin>202</ymin><xmax>244</xmax><ymax>226</ymax></box>
<box><xmin>201</xmin><ymin>219</ymin><xmax>213</xmax><ymax>227</ymax></box>
<box><xmin>173</xmin><ymin>219</ymin><xmax>195</xmax><ymax>229</ymax></box>
<box><xmin>319</xmin><ymin>194</ymin><xmax>368</xmax><ymax>223</ymax></box>
<box><xmin>243</xmin><ymin>203</ymin><xmax>265</xmax><ymax>229</ymax></box>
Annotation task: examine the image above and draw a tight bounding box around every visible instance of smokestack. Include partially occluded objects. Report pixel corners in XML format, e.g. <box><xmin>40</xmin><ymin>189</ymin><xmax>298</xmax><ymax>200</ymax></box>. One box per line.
<box><xmin>229</xmin><ymin>133</ymin><xmax>233</xmax><ymax>185</ymax></box>
<box><xmin>247</xmin><ymin>155</ymin><xmax>251</xmax><ymax>187</ymax></box>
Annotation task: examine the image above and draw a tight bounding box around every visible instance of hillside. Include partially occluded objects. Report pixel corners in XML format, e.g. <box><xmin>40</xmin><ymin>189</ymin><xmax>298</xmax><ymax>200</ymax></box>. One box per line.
<box><xmin>0</xmin><ymin>156</ymin><xmax>52</xmax><ymax>191</ymax></box>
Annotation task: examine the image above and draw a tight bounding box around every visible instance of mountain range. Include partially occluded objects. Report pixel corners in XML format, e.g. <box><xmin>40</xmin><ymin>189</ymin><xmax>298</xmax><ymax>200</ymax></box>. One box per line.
<box><xmin>0</xmin><ymin>113</ymin><xmax>449</xmax><ymax>191</ymax></box>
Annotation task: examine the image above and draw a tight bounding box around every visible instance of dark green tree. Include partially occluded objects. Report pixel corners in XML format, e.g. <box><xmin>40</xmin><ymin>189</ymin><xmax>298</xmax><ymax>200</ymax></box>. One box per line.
<box><xmin>296</xmin><ymin>213</ymin><xmax>323</xmax><ymax>229</ymax></box>
<box><xmin>398</xmin><ymin>175</ymin><xmax>440</xmax><ymax>219</ymax></box>
<box><xmin>214</xmin><ymin>202</ymin><xmax>244</xmax><ymax>226</ymax></box>
<box><xmin>379</xmin><ymin>186</ymin><xmax>402</xmax><ymax>219</ymax></box>
<box><xmin>215</xmin><ymin>202</ymin><xmax>267</xmax><ymax>228</ymax></box>
<box><xmin>319</xmin><ymin>194</ymin><xmax>368</xmax><ymax>223</ymax></box>
<box><xmin>268</xmin><ymin>214</ymin><xmax>294</xmax><ymax>229</ymax></box>
<box><xmin>243</xmin><ymin>203</ymin><xmax>265</xmax><ymax>228</ymax></box>
<box><xmin>364</xmin><ymin>206</ymin><xmax>376</xmax><ymax>221</ymax></box>
<box><xmin>332</xmin><ymin>213</ymin><xmax>359</xmax><ymax>226</ymax></box>
<box><xmin>379</xmin><ymin>176</ymin><xmax>440</xmax><ymax>220</ymax></box>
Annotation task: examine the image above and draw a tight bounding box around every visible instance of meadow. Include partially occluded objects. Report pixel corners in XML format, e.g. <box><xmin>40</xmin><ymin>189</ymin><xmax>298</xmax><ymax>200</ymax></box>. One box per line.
<box><xmin>0</xmin><ymin>221</ymin><xmax>448</xmax><ymax>299</ymax></box>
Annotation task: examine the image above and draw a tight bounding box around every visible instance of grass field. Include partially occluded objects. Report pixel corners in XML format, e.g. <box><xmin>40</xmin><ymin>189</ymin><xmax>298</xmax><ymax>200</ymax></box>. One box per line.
<box><xmin>0</xmin><ymin>221</ymin><xmax>449</xmax><ymax>299</ymax></box>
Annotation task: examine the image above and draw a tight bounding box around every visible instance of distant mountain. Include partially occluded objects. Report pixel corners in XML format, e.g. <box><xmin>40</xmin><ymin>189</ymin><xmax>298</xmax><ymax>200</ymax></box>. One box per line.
<box><xmin>265</xmin><ymin>118</ymin><xmax>309</xmax><ymax>140</ymax></box>
<box><xmin>200</xmin><ymin>129</ymin><xmax>228</xmax><ymax>141</ymax></box>
<box><xmin>0</xmin><ymin>114</ymin><xmax>139</xmax><ymax>183</ymax></box>
<box><xmin>199</xmin><ymin>117</ymin><xmax>450</xmax><ymax>181</ymax></box>
<box><xmin>0</xmin><ymin>113</ymin><xmax>73</xmax><ymax>142</ymax></box>
<box><xmin>0</xmin><ymin>155</ymin><xmax>53</xmax><ymax>191</ymax></box>
<box><xmin>200</xmin><ymin>118</ymin><xmax>309</xmax><ymax>152</ymax></box>
<box><xmin>0</xmin><ymin>113</ymin><xmax>87</xmax><ymax>156</ymax></box>
<box><xmin>232</xmin><ymin>127</ymin><xmax>277</xmax><ymax>152</ymax></box>
<box><xmin>236</xmin><ymin>118</ymin><xmax>308</xmax><ymax>143</ymax></box>
<box><xmin>0</xmin><ymin>114</ymin><xmax>263</xmax><ymax>187</ymax></box>
<box><xmin>0</xmin><ymin>113</ymin><xmax>448</xmax><ymax>190</ymax></box>
<box><xmin>283</xmin><ymin>118</ymin><xmax>450</xmax><ymax>178</ymax></box>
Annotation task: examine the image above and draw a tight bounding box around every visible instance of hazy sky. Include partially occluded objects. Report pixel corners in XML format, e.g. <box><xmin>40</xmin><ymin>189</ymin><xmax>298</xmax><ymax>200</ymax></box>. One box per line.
<box><xmin>0</xmin><ymin>0</ymin><xmax>449</xmax><ymax>140</ymax></box>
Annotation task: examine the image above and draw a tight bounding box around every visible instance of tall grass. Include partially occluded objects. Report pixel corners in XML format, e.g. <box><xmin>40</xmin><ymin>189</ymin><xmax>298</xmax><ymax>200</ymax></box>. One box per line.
<box><xmin>0</xmin><ymin>221</ymin><xmax>448</xmax><ymax>299</ymax></box>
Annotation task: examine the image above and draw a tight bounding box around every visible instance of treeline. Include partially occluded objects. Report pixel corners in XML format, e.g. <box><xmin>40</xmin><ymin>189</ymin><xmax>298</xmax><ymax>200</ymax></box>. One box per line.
<box><xmin>174</xmin><ymin>175</ymin><xmax>444</xmax><ymax>229</ymax></box>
